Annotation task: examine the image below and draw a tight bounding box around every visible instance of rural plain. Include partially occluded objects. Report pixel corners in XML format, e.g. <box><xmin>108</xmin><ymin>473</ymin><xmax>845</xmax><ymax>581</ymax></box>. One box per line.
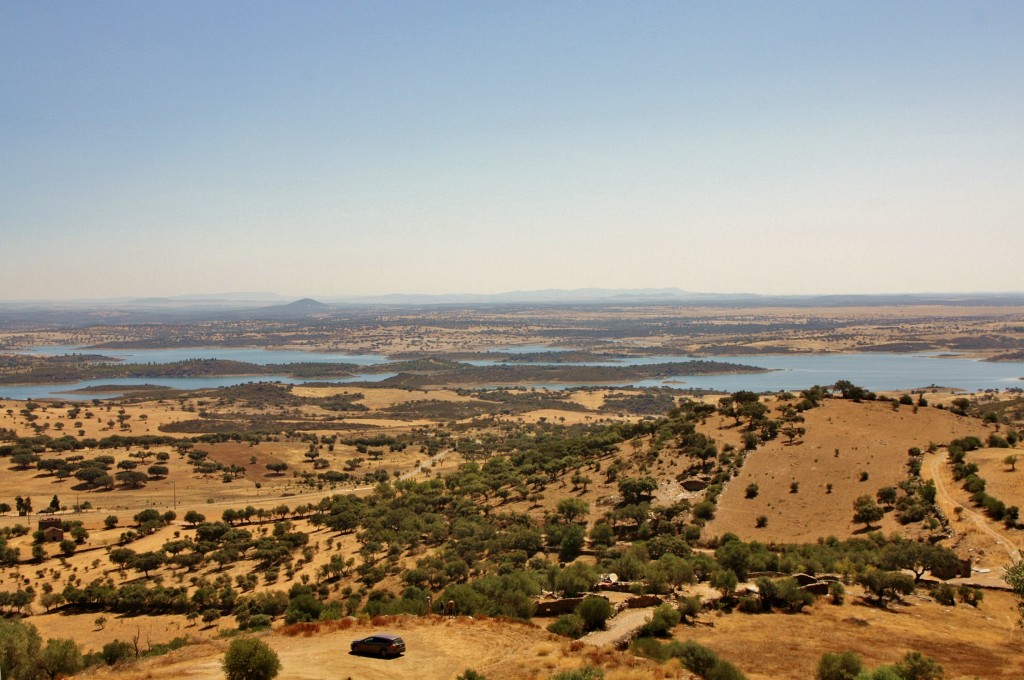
<box><xmin>1</xmin><ymin>298</ymin><xmax>1024</xmax><ymax>680</ymax></box>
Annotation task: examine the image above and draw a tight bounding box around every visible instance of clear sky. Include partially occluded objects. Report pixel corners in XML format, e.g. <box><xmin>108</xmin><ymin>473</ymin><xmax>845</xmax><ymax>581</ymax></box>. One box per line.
<box><xmin>2</xmin><ymin>1</ymin><xmax>1022</xmax><ymax>300</ymax></box>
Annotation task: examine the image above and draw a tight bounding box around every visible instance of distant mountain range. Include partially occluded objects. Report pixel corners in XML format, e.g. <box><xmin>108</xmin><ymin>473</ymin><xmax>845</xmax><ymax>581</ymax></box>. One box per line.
<box><xmin>1</xmin><ymin>289</ymin><xmax>1023</xmax><ymax>329</ymax></box>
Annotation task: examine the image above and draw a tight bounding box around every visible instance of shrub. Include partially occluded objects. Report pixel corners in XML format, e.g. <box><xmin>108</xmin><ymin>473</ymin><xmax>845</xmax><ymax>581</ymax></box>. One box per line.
<box><xmin>932</xmin><ymin>583</ymin><xmax>956</xmax><ymax>606</ymax></box>
<box><xmin>550</xmin><ymin>666</ymin><xmax>604</xmax><ymax>680</ymax></box>
<box><xmin>707</xmin><ymin>660</ymin><xmax>748</xmax><ymax>680</ymax></box>
<box><xmin>457</xmin><ymin>671</ymin><xmax>487</xmax><ymax>680</ymax></box>
<box><xmin>958</xmin><ymin>584</ymin><xmax>983</xmax><ymax>607</ymax></box>
<box><xmin>547</xmin><ymin>614</ymin><xmax>585</xmax><ymax>639</ymax></box>
<box><xmin>576</xmin><ymin>596</ymin><xmax>613</xmax><ymax>632</ymax></box>
<box><xmin>240</xmin><ymin>614</ymin><xmax>274</xmax><ymax>630</ymax></box>
<box><xmin>222</xmin><ymin>637</ymin><xmax>281</xmax><ymax>680</ymax></box>
<box><xmin>678</xmin><ymin>595</ymin><xmax>702</xmax><ymax>622</ymax></box>
<box><xmin>893</xmin><ymin>651</ymin><xmax>944</xmax><ymax>680</ymax></box>
<box><xmin>101</xmin><ymin>639</ymin><xmax>134</xmax><ymax>666</ymax></box>
<box><xmin>674</xmin><ymin>640</ymin><xmax>720</xmax><ymax>676</ymax></box>
<box><xmin>641</xmin><ymin>603</ymin><xmax>681</xmax><ymax>637</ymax></box>
<box><xmin>828</xmin><ymin>581</ymin><xmax>845</xmax><ymax>605</ymax></box>
<box><xmin>816</xmin><ymin>651</ymin><xmax>863</xmax><ymax>680</ymax></box>
<box><xmin>692</xmin><ymin>501</ymin><xmax>716</xmax><ymax>521</ymax></box>
<box><xmin>284</xmin><ymin>594</ymin><xmax>322</xmax><ymax>624</ymax></box>
<box><xmin>755</xmin><ymin>515</ymin><xmax>768</xmax><ymax>528</ymax></box>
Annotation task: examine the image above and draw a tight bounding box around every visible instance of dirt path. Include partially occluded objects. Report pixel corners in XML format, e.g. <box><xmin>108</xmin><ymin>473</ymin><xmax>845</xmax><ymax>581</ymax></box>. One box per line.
<box><xmin>581</xmin><ymin>607</ymin><xmax>656</xmax><ymax>648</ymax></box>
<box><xmin>400</xmin><ymin>449</ymin><xmax>450</xmax><ymax>481</ymax></box>
<box><xmin>926</xmin><ymin>452</ymin><xmax>1022</xmax><ymax>569</ymax></box>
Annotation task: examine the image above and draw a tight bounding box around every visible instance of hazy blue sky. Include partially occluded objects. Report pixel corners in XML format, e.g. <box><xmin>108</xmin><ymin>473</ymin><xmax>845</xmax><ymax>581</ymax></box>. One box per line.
<box><xmin>2</xmin><ymin>1</ymin><xmax>1022</xmax><ymax>300</ymax></box>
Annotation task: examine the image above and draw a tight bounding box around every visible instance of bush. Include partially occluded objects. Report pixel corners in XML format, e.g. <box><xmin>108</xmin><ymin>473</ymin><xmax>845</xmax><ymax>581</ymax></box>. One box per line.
<box><xmin>550</xmin><ymin>666</ymin><xmax>604</xmax><ymax>680</ymax></box>
<box><xmin>641</xmin><ymin>603</ymin><xmax>681</xmax><ymax>637</ymax></box>
<box><xmin>547</xmin><ymin>614</ymin><xmax>585</xmax><ymax>639</ymax></box>
<box><xmin>674</xmin><ymin>640</ymin><xmax>720</xmax><ymax>676</ymax></box>
<box><xmin>678</xmin><ymin>595</ymin><xmax>702</xmax><ymax>622</ymax></box>
<box><xmin>932</xmin><ymin>583</ymin><xmax>956</xmax><ymax>606</ymax></box>
<box><xmin>457</xmin><ymin>671</ymin><xmax>487</xmax><ymax>680</ymax></box>
<box><xmin>284</xmin><ymin>594</ymin><xmax>322</xmax><ymax>624</ymax></box>
<box><xmin>816</xmin><ymin>651</ymin><xmax>863</xmax><ymax>680</ymax></box>
<box><xmin>893</xmin><ymin>651</ymin><xmax>944</xmax><ymax>680</ymax></box>
<box><xmin>222</xmin><ymin>637</ymin><xmax>281</xmax><ymax>680</ymax></box>
<box><xmin>240</xmin><ymin>614</ymin><xmax>274</xmax><ymax>630</ymax></box>
<box><xmin>101</xmin><ymin>639</ymin><xmax>134</xmax><ymax>666</ymax></box>
<box><xmin>958</xmin><ymin>584</ymin><xmax>983</xmax><ymax>607</ymax></box>
<box><xmin>692</xmin><ymin>501</ymin><xmax>716</xmax><ymax>521</ymax></box>
<box><xmin>707</xmin><ymin>660</ymin><xmax>747</xmax><ymax>680</ymax></box>
<box><xmin>828</xmin><ymin>581</ymin><xmax>845</xmax><ymax>605</ymax></box>
<box><xmin>576</xmin><ymin>595</ymin><xmax>613</xmax><ymax>632</ymax></box>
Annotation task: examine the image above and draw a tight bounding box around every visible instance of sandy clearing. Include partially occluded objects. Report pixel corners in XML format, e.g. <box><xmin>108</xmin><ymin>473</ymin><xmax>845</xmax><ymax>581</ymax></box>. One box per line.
<box><xmin>82</xmin><ymin>616</ymin><xmax>672</xmax><ymax>680</ymax></box>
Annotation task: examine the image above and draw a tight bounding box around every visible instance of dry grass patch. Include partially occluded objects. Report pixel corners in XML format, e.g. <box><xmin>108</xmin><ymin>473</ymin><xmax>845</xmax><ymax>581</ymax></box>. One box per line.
<box><xmin>707</xmin><ymin>399</ymin><xmax>988</xmax><ymax>542</ymax></box>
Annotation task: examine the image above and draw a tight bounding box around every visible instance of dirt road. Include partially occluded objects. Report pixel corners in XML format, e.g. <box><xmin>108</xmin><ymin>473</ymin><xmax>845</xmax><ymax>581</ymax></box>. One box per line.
<box><xmin>925</xmin><ymin>452</ymin><xmax>1021</xmax><ymax>580</ymax></box>
<box><xmin>581</xmin><ymin>607</ymin><xmax>656</xmax><ymax>648</ymax></box>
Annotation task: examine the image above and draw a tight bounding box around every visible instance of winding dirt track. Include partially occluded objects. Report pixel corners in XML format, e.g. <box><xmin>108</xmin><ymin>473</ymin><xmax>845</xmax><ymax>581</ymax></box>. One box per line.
<box><xmin>926</xmin><ymin>452</ymin><xmax>1021</xmax><ymax>567</ymax></box>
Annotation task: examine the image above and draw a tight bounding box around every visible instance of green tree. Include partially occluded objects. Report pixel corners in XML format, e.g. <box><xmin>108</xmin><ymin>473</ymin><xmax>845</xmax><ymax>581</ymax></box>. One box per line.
<box><xmin>576</xmin><ymin>595</ymin><xmax>613</xmax><ymax>632</ymax></box>
<box><xmin>130</xmin><ymin>550</ymin><xmax>166</xmax><ymax>577</ymax></box>
<box><xmin>38</xmin><ymin>638</ymin><xmax>83</xmax><ymax>679</ymax></box>
<box><xmin>618</xmin><ymin>476</ymin><xmax>658</xmax><ymax>505</ymax></box>
<box><xmin>0</xmin><ymin>618</ymin><xmax>43</xmax><ymax>680</ymax></box>
<box><xmin>116</xmin><ymin>470</ymin><xmax>149</xmax><ymax>488</ymax></box>
<box><xmin>711</xmin><ymin>569</ymin><xmax>738</xmax><ymax>598</ymax></box>
<box><xmin>266</xmin><ymin>462</ymin><xmax>289</xmax><ymax>476</ymax></box>
<box><xmin>561</xmin><ymin>522</ymin><xmax>587</xmax><ymax>559</ymax></box>
<box><xmin>852</xmin><ymin>495</ymin><xmax>884</xmax><ymax>529</ymax></box>
<box><xmin>857</xmin><ymin>569</ymin><xmax>915</xmax><ymax>608</ymax></box>
<box><xmin>1005</xmin><ymin>559</ymin><xmax>1024</xmax><ymax>625</ymax></box>
<box><xmin>876</xmin><ymin>487</ymin><xmax>898</xmax><ymax>508</ymax></box>
<box><xmin>879</xmin><ymin>540</ymin><xmax>961</xmax><ymax>582</ymax></box>
<box><xmin>222</xmin><ymin>637</ymin><xmax>281</xmax><ymax>680</ymax></box>
<box><xmin>556</xmin><ymin>498</ymin><xmax>590</xmax><ymax>524</ymax></box>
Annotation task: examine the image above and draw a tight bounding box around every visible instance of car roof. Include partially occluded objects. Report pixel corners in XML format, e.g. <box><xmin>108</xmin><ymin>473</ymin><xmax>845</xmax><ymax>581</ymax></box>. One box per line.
<box><xmin>373</xmin><ymin>634</ymin><xmax>403</xmax><ymax>641</ymax></box>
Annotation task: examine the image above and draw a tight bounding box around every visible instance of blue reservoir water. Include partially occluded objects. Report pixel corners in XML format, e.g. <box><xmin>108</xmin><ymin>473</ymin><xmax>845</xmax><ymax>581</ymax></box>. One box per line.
<box><xmin>2</xmin><ymin>346</ymin><xmax>1022</xmax><ymax>400</ymax></box>
<box><xmin>23</xmin><ymin>346</ymin><xmax>388</xmax><ymax>366</ymax></box>
<box><xmin>0</xmin><ymin>373</ymin><xmax>397</xmax><ymax>401</ymax></box>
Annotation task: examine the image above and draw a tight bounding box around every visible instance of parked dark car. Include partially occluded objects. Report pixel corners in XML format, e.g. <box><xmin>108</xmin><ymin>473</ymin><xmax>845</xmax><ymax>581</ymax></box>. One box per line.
<box><xmin>350</xmin><ymin>634</ymin><xmax>406</xmax><ymax>658</ymax></box>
